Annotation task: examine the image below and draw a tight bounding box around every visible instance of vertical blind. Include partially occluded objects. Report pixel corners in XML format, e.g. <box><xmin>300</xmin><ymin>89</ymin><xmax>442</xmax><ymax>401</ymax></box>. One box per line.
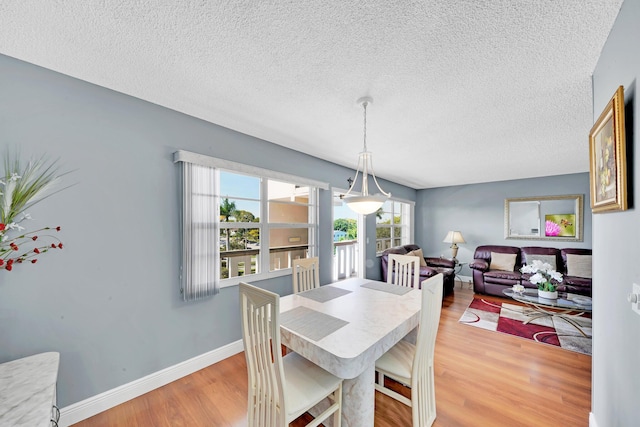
<box><xmin>179</xmin><ymin>162</ymin><xmax>218</xmax><ymax>301</ymax></box>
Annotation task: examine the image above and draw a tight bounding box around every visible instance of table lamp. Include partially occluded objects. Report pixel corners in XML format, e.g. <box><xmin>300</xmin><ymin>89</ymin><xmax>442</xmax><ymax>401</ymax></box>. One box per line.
<box><xmin>443</xmin><ymin>231</ymin><xmax>465</xmax><ymax>262</ymax></box>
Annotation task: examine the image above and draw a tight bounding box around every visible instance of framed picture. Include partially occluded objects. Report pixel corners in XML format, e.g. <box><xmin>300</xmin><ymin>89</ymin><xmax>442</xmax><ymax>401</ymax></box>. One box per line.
<box><xmin>544</xmin><ymin>214</ymin><xmax>576</xmax><ymax>237</ymax></box>
<box><xmin>589</xmin><ymin>85</ymin><xmax>627</xmax><ymax>213</ymax></box>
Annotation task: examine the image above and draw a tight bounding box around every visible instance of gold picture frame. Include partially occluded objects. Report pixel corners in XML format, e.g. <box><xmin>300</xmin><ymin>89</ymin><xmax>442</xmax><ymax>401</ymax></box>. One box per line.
<box><xmin>589</xmin><ymin>85</ymin><xmax>627</xmax><ymax>213</ymax></box>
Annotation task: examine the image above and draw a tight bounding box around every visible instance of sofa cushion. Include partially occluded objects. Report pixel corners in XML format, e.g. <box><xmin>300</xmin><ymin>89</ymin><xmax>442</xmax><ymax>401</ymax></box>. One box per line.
<box><xmin>528</xmin><ymin>254</ymin><xmax>557</xmax><ymax>270</ymax></box>
<box><xmin>418</xmin><ymin>266</ymin><xmax>438</xmax><ymax>277</ymax></box>
<box><xmin>490</xmin><ymin>252</ymin><xmax>517</xmax><ymax>271</ymax></box>
<box><xmin>560</xmin><ymin>276</ymin><xmax>592</xmax><ymax>296</ymax></box>
<box><xmin>407</xmin><ymin>248</ymin><xmax>428</xmax><ymax>267</ymax></box>
<box><xmin>484</xmin><ymin>270</ymin><xmax>521</xmax><ymax>285</ymax></box>
<box><xmin>521</xmin><ymin>247</ymin><xmax>560</xmax><ymax>270</ymax></box>
<box><xmin>564</xmin><ymin>275</ymin><xmax>592</xmax><ymax>287</ymax></box>
<box><xmin>425</xmin><ymin>257</ymin><xmax>455</xmax><ymax>269</ymax></box>
<box><xmin>566</xmin><ymin>254</ymin><xmax>592</xmax><ymax>278</ymax></box>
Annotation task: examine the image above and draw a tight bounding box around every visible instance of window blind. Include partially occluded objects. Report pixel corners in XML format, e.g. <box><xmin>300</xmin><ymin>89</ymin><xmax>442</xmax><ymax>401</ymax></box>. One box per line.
<box><xmin>179</xmin><ymin>162</ymin><xmax>218</xmax><ymax>301</ymax></box>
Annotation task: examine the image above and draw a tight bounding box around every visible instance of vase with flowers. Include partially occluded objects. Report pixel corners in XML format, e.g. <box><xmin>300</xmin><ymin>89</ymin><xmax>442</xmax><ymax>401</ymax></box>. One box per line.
<box><xmin>520</xmin><ymin>259</ymin><xmax>563</xmax><ymax>299</ymax></box>
<box><xmin>1</xmin><ymin>153</ymin><xmax>69</xmax><ymax>271</ymax></box>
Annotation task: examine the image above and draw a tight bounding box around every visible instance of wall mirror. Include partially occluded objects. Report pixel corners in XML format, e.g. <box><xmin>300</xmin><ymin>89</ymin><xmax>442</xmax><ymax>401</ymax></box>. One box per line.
<box><xmin>504</xmin><ymin>194</ymin><xmax>584</xmax><ymax>242</ymax></box>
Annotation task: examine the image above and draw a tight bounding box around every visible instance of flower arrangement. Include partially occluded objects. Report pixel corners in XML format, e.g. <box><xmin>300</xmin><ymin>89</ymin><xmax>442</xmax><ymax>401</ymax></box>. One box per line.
<box><xmin>519</xmin><ymin>259</ymin><xmax>563</xmax><ymax>292</ymax></box>
<box><xmin>1</xmin><ymin>154</ymin><xmax>68</xmax><ymax>271</ymax></box>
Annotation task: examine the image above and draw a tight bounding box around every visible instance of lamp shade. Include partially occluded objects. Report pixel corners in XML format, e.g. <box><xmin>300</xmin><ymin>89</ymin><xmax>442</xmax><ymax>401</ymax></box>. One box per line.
<box><xmin>443</xmin><ymin>231</ymin><xmax>465</xmax><ymax>244</ymax></box>
<box><xmin>343</xmin><ymin>194</ymin><xmax>387</xmax><ymax>215</ymax></box>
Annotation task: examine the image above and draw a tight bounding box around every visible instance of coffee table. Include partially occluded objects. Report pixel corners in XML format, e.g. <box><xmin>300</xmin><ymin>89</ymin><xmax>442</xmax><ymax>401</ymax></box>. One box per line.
<box><xmin>502</xmin><ymin>288</ymin><xmax>592</xmax><ymax>337</ymax></box>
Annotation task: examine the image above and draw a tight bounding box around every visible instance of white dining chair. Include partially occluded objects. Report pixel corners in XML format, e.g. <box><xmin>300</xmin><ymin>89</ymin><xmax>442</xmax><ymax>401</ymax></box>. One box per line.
<box><xmin>239</xmin><ymin>282</ymin><xmax>343</xmax><ymax>427</ymax></box>
<box><xmin>292</xmin><ymin>257</ymin><xmax>320</xmax><ymax>293</ymax></box>
<box><xmin>375</xmin><ymin>274</ymin><xmax>443</xmax><ymax>427</ymax></box>
<box><xmin>387</xmin><ymin>253</ymin><xmax>421</xmax><ymax>288</ymax></box>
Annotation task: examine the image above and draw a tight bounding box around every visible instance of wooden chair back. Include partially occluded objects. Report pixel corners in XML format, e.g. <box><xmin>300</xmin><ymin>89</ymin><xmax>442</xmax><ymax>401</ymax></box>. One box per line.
<box><xmin>387</xmin><ymin>254</ymin><xmax>420</xmax><ymax>288</ymax></box>
<box><xmin>292</xmin><ymin>257</ymin><xmax>320</xmax><ymax>293</ymax></box>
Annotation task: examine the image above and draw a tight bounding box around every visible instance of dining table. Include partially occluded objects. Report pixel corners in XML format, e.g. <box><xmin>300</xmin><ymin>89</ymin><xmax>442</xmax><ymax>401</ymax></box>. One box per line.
<box><xmin>279</xmin><ymin>276</ymin><xmax>423</xmax><ymax>427</ymax></box>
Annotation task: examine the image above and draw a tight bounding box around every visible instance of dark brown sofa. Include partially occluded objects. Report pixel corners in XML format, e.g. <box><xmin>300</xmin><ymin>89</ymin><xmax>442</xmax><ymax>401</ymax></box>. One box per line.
<box><xmin>380</xmin><ymin>244</ymin><xmax>456</xmax><ymax>295</ymax></box>
<box><xmin>470</xmin><ymin>245</ymin><xmax>592</xmax><ymax>297</ymax></box>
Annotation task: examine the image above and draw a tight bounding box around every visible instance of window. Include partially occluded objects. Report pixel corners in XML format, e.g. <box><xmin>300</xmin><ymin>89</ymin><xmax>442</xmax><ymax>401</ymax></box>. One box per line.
<box><xmin>376</xmin><ymin>199</ymin><xmax>414</xmax><ymax>254</ymax></box>
<box><xmin>219</xmin><ymin>171</ymin><xmax>261</xmax><ymax>279</ymax></box>
<box><xmin>175</xmin><ymin>151</ymin><xmax>326</xmax><ymax>300</ymax></box>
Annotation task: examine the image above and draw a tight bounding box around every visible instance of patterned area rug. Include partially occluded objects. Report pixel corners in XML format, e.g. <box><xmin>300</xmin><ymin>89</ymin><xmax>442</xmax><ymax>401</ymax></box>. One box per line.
<box><xmin>459</xmin><ymin>297</ymin><xmax>592</xmax><ymax>356</ymax></box>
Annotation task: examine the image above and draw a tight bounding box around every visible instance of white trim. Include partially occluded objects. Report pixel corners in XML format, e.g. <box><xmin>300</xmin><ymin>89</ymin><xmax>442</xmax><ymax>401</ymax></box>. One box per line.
<box><xmin>174</xmin><ymin>150</ymin><xmax>330</xmax><ymax>190</ymax></box>
<box><xmin>59</xmin><ymin>340</ymin><xmax>244</xmax><ymax>426</ymax></box>
<box><xmin>589</xmin><ymin>412</ymin><xmax>599</xmax><ymax>427</ymax></box>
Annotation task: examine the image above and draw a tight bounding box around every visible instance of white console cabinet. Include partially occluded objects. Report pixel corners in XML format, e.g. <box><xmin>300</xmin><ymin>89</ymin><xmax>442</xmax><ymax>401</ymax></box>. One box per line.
<box><xmin>0</xmin><ymin>352</ymin><xmax>60</xmax><ymax>426</ymax></box>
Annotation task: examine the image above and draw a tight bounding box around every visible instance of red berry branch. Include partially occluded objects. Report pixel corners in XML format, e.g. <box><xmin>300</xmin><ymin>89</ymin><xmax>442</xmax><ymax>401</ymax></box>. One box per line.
<box><xmin>1</xmin><ymin>225</ymin><xmax>64</xmax><ymax>270</ymax></box>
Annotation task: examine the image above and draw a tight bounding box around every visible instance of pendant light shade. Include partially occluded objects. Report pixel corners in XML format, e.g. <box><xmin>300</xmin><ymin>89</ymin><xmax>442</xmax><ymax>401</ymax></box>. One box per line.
<box><xmin>341</xmin><ymin>97</ymin><xmax>390</xmax><ymax>215</ymax></box>
<box><xmin>343</xmin><ymin>193</ymin><xmax>388</xmax><ymax>215</ymax></box>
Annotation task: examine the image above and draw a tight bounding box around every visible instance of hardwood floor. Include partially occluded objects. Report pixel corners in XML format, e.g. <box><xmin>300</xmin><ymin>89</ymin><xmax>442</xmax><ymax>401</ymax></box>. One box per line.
<box><xmin>72</xmin><ymin>285</ymin><xmax>591</xmax><ymax>427</ymax></box>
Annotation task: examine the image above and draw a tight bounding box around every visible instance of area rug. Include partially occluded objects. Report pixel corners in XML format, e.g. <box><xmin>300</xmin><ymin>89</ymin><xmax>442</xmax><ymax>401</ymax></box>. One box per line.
<box><xmin>459</xmin><ymin>297</ymin><xmax>592</xmax><ymax>356</ymax></box>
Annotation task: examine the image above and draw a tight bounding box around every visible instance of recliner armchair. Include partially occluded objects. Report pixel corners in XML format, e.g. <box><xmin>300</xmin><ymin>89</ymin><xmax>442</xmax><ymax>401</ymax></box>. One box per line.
<box><xmin>380</xmin><ymin>244</ymin><xmax>455</xmax><ymax>295</ymax></box>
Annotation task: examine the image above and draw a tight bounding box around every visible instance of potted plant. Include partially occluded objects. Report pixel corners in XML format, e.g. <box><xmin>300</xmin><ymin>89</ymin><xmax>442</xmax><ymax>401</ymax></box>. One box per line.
<box><xmin>520</xmin><ymin>259</ymin><xmax>563</xmax><ymax>299</ymax></box>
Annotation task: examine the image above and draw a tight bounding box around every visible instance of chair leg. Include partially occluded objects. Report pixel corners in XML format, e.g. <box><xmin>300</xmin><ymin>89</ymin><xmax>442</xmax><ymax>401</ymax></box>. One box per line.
<box><xmin>374</xmin><ymin>370</ymin><xmax>412</xmax><ymax>407</ymax></box>
<box><xmin>334</xmin><ymin>382</ymin><xmax>342</xmax><ymax>427</ymax></box>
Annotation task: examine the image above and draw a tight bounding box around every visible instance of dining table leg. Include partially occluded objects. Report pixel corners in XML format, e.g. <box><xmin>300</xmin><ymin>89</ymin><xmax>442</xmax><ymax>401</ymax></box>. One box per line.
<box><xmin>342</xmin><ymin>364</ymin><xmax>375</xmax><ymax>427</ymax></box>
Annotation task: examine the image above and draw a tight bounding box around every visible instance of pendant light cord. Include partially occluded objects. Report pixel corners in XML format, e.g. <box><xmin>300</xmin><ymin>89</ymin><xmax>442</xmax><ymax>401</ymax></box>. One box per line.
<box><xmin>362</xmin><ymin>101</ymin><xmax>368</xmax><ymax>152</ymax></box>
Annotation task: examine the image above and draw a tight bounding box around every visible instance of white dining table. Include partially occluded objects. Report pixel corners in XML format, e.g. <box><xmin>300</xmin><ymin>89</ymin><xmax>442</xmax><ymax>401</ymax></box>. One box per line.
<box><xmin>279</xmin><ymin>277</ymin><xmax>422</xmax><ymax>427</ymax></box>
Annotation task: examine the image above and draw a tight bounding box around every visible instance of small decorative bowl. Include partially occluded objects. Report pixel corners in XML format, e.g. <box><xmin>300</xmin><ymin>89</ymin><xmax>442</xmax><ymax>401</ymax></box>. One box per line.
<box><xmin>512</xmin><ymin>284</ymin><xmax>525</xmax><ymax>294</ymax></box>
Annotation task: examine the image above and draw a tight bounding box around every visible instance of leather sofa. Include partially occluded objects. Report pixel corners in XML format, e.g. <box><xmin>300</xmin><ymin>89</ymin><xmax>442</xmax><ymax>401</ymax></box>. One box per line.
<box><xmin>380</xmin><ymin>244</ymin><xmax>455</xmax><ymax>296</ymax></box>
<box><xmin>470</xmin><ymin>245</ymin><xmax>592</xmax><ymax>297</ymax></box>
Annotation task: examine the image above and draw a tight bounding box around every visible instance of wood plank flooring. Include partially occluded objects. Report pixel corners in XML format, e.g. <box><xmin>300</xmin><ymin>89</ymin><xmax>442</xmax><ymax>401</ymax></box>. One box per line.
<box><xmin>72</xmin><ymin>285</ymin><xmax>591</xmax><ymax>427</ymax></box>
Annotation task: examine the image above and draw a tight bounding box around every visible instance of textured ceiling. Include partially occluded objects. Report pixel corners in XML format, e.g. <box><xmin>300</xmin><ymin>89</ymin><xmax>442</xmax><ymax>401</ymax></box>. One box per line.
<box><xmin>0</xmin><ymin>1</ymin><xmax>623</xmax><ymax>189</ymax></box>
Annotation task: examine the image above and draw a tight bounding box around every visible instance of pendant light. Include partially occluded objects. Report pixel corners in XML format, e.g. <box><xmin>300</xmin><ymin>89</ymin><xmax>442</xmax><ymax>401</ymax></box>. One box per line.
<box><xmin>341</xmin><ymin>97</ymin><xmax>391</xmax><ymax>215</ymax></box>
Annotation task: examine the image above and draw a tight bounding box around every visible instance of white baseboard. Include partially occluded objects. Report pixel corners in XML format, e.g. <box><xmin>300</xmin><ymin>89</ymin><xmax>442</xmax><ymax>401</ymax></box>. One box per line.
<box><xmin>589</xmin><ymin>412</ymin><xmax>599</xmax><ymax>427</ymax></box>
<box><xmin>59</xmin><ymin>340</ymin><xmax>244</xmax><ymax>426</ymax></box>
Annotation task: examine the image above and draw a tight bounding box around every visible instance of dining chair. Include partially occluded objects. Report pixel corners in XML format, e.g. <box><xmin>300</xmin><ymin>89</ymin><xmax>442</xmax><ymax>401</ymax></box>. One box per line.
<box><xmin>387</xmin><ymin>253</ymin><xmax>420</xmax><ymax>288</ymax></box>
<box><xmin>292</xmin><ymin>257</ymin><xmax>320</xmax><ymax>293</ymax></box>
<box><xmin>239</xmin><ymin>282</ymin><xmax>343</xmax><ymax>427</ymax></box>
<box><xmin>374</xmin><ymin>273</ymin><xmax>443</xmax><ymax>427</ymax></box>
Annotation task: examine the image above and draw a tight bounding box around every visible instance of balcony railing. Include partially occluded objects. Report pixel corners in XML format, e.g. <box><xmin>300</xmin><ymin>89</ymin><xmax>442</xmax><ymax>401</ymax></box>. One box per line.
<box><xmin>220</xmin><ymin>245</ymin><xmax>309</xmax><ymax>278</ymax></box>
<box><xmin>220</xmin><ymin>242</ymin><xmax>358</xmax><ymax>281</ymax></box>
<box><xmin>333</xmin><ymin>240</ymin><xmax>358</xmax><ymax>281</ymax></box>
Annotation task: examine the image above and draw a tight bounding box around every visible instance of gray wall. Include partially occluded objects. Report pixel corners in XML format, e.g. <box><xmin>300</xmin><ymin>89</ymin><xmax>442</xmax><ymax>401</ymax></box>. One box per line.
<box><xmin>415</xmin><ymin>173</ymin><xmax>592</xmax><ymax>277</ymax></box>
<box><xmin>592</xmin><ymin>0</ymin><xmax>640</xmax><ymax>425</ymax></box>
<box><xmin>0</xmin><ymin>54</ymin><xmax>416</xmax><ymax>407</ymax></box>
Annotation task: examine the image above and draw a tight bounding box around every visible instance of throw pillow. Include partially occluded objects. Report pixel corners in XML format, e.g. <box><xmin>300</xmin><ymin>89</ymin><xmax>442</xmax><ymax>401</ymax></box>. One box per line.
<box><xmin>407</xmin><ymin>249</ymin><xmax>428</xmax><ymax>267</ymax></box>
<box><xmin>566</xmin><ymin>254</ymin><xmax>592</xmax><ymax>278</ymax></box>
<box><xmin>489</xmin><ymin>252</ymin><xmax>517</xmax><ymax>272</ymax></box>
<box><xmin>529</xmin><ymin>254</ymin><xmax>557</xmax><ymax>270</ymax></box>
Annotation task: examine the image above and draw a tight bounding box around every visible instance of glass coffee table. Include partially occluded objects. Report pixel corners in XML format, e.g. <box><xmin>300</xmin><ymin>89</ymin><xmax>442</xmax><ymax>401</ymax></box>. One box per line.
<box><xmin>503</xmin><ymin>289</ymin><xmax>592</xmax><ymax>337</ymax></box>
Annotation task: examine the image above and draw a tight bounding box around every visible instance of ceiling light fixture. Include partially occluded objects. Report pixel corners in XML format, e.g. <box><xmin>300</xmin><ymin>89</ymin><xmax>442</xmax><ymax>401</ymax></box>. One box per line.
<box><xmin>341</xmin><ymin>97</ymin><xmax>391</xmax><ymax>215</ymax></box>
